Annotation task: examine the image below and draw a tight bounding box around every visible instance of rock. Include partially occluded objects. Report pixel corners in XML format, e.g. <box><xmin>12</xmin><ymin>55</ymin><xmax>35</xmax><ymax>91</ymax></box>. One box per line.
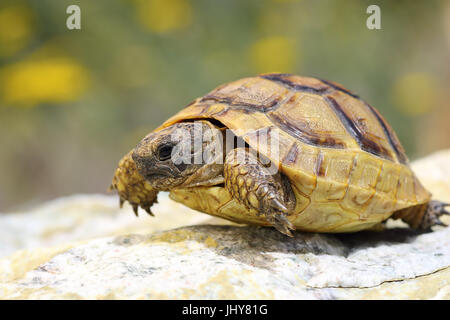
<box><xmin>0</xmin><ymin>194</ymin><xmax>228</xmax><ymax>259</ymax></box>
<box><xmin>1</xmin><ymin>150</ymin><xmax>450</xmax><ymax>299</ymax></box>
<box><xmin>1</xmin><ymin>225</ymin><xmax>449</xmax><ymax>299</ymax></box>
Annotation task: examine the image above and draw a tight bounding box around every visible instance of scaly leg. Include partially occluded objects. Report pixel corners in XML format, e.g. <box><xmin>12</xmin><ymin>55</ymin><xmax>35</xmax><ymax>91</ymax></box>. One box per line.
<box><xmin>420</xmin><ymin>200</ymin><xmax>450</xmax><ymax>229</ymax></box>
<box><xmin>224</xmin><ymin>148</ymin><xmax>296</xmax><ymax>236</ymax></box>
<box><xmin>110</xmin><ymin>151</ymin><xmax>158</xmax><ymax>216</ymax></box>
<box><xmin>393</xmin><ymin>200</ymin><xmax>449</xmax><ymax>230</ymax></box>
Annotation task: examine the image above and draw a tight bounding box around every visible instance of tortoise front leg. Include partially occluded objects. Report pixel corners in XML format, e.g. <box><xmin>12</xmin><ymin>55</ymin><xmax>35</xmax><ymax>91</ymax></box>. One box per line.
<box><xmin>224</xmin><ymin>148</ymin><xmax>296</xmax><ymax>236</ymax></box>
<box><xmin>110</xmin><ymin>151</ymin><xmax>158</xmax><ymax>216</ymax></box>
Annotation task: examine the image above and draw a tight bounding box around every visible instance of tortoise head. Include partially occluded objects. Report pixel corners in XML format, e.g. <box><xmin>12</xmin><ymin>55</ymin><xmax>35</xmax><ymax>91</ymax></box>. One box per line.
<box><xmin>132</xmin><ymin>120</ymin><xmax>223</xmax><ymax>191</ymax></box>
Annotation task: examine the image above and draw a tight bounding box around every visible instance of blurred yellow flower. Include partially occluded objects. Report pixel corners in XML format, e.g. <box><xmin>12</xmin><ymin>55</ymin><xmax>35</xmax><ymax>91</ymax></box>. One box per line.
<box><xmin>132</xmin><ymin>0</ymin><xmax>192</xmax><ymax>33</ymax></box>
<box><xmin>249</xmin><ymin>36</ymin><xmax>297</xmax><ymax>74</ymax></box>
<box><xmin>392</xmin><ymin>72</ymin><xmax>439</xmax><ymax>116</ymax></box>
<box><xmin>0</xmin><ymin>4</ymin><xmax>34</xmax><ymax>58</ymax></box>
<box><xmin>1</xmin><ymin>58</ymin><xmax>90</xmax><ymax>107</ymax></box>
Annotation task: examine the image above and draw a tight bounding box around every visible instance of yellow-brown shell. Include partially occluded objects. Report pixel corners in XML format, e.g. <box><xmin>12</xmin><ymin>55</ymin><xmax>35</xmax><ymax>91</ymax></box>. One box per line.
<box><xmin>159</xmin><ymin>74</ymin><xmax>432</xmax><ymax>232</ymax></box>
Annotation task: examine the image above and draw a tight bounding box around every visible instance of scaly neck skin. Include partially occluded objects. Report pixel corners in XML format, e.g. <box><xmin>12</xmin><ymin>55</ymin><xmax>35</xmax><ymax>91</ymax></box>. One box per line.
<box><xmin>173</xmin><ymin>122</ymin><xmax>226</xmax><ymax>189</ymax></box>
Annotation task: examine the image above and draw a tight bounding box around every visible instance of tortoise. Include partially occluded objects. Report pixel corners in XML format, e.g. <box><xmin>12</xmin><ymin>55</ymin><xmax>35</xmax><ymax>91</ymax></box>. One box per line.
<box><xmin>110</xmin><ymin>73</ymin><xmax>449</xmax><ymax>236</ymax></box>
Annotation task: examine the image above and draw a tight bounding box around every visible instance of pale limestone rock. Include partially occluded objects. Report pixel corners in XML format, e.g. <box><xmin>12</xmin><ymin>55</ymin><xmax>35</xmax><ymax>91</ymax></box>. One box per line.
<box><xmin>0</xmin><ymin>150</ymin><xmax>450</xmax><ymax>299</ymax></box>
<box><xmin>0</xmin><ymin>193</ymin><xmax>226</xmax><ymax>259</ymax></box>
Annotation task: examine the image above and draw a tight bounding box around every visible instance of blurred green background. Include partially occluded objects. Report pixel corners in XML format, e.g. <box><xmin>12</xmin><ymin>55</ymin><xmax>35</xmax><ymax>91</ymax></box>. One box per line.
<box><xmin>0</xmin><ymin>0</ymin><xmax>449</xmax><ymax>211</ymax></box>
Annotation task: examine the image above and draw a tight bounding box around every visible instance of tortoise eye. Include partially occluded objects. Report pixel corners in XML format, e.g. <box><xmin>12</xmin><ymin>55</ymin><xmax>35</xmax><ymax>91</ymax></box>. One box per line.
<box><xmin>157</xmin><ymin>144</ymin><xmax>173</xmax><ymax>161</ymax></box>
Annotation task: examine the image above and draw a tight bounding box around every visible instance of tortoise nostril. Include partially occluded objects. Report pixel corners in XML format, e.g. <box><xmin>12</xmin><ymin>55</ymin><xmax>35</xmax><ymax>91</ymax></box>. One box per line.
<box><xmin>132</xmin><ymin>152</ymin><xmax>154</xmax><ymax>174</ymax></box>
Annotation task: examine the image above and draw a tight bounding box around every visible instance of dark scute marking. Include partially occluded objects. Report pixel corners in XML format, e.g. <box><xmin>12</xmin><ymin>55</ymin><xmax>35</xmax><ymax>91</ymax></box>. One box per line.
<box><xmin>325</xmin><ymin>96</ymin><xmax>395</xmax><ymax>161</ymax></box>
<box><xmin>267</xmin><ymin>112</ymin><xmax>346</xmax><ymax>149</ymax></box>
<box><xmin>315</xmin><ymin>151</ymin><xmax>326</xmax><ymax>176</ymax></box>
<box><xmin>319</xmin><ymin>79</ymin><xmax>360</xmax><ymax>99</ymax></box>
<box><xmin>178</xmin><ymin>117</ymin><xmax>227</xmax><ymax>129</ymax></box>
<box><xmin>261</xmin><ymin>73</ymin><xmax>291</xmax><ymax>77</ymax></box>
<box><xmin>364</xmin><ymin>102</ymin><xmax>409</xmax><ymax>165</ymax></box>
<box><xmin>318</xmin><ymin>77</ymin><xmax>405</xmax><ymax>164</ymax></box>
<box><xmin>200</xmin><ymin>95</ymin><xmax>232</xmax><ymax>105</ymax></box>
<box><xmin>283</xmin><ymin>143</ymin><xmax>299</xmax><ymax>165</ymax></box>
<box><xmin>260</xmin><ymin>74</ymin><xmax>329</xmax><ymax>94</ymax></box>
<box><xmin>287</xmin><ymin>95</ymin><xmax>297</xmax><ymax>104</ymax></box>
<box><xmin>244</xmin><ymin>126</ymin><xmax>276</xmax><ymax>152</ymax></box>
<box><xmin>200</xmin><ymin>95</ymin><xmax>280</xmax><ymax>113</ymax></box>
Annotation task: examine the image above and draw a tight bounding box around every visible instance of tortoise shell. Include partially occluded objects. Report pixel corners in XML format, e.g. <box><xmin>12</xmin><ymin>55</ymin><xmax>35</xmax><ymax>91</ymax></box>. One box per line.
<box><xmin>158</xmin><ymin>74</ymin><xmax>431</xmax><ymax>232</ymax></box>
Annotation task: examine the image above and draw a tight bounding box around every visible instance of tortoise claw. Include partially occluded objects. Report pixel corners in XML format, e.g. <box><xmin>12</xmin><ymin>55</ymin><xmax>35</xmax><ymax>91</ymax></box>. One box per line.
<box><xmin>266</xmin><ymin>194</ymin><xmax>295</xmax><ymax>236</ymax></box>
<box><xmin>132</xmin><ymin>204</ymin><xmax>139</xmax><ymax>217</ymax></box>
<box><xmin>422</xmin><ymin>200</ymin><xmax>450</xmax><ymax>229</ymax></box>
<box><xmin>432</xmin><ymin>200</ymin><xmax>450</xmax><ymax>216</ymax></box>
<box><xmin>435</xmin><ymin>220</ymin><xmax>448</xmax><ymax>227</ymax></box>
<box><xmin>270</xmin><ymin>197</ymin><xmax>289</xmax><ymax>213</ymax></box>
<box><xmin>271</xmin><ymin>214</ymin><xmax>295</xmax><ymax>237</ymax></box>
<box><xmin>119</xmin><ymin>198</ymin><xmax>125</xmax><ymax>209</ymax></box>
<box><xmin>143</xmin><ymin>205</ymin><xmax>154</xmax><ymax>217</ymax></box>
<box><xmin>441</xmin><ymin>203</ymin><xmax>450</xmax><ymax>215</ymax></box>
